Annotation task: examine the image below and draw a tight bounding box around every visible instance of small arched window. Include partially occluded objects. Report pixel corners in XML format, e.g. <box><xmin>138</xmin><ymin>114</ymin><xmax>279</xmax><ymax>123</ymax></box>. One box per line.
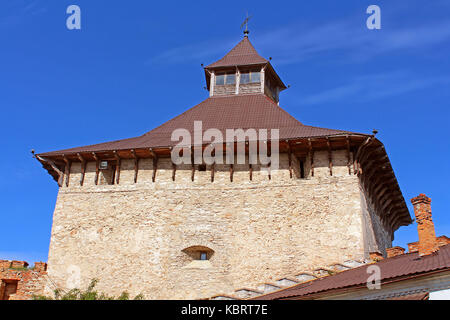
<box><xmin>182</xmin><ymin>245</ymin><xmax>214</xmax><ymax>261</ymax></box>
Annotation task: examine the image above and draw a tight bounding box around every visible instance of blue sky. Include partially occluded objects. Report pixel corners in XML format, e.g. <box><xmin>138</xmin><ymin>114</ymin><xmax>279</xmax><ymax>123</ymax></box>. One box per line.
<box><xmin>1</xmin><ymin>0</ymin><xmax>449</xmax><ymax>264</ymax></box>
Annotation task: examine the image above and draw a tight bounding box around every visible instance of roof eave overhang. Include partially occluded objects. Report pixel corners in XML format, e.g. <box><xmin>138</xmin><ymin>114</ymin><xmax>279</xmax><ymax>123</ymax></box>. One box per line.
<box><xmin>36</xmin><ymin>134</ymin><xmax>412</xmax><ymax>234</ymax></box>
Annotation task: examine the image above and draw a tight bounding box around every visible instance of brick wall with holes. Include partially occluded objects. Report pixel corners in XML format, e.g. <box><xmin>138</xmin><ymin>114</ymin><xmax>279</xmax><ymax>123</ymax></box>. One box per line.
<box><xmin>0</xmin><ymin>260</ymin><xmax>48</xmax><ymax>300</ymax></box>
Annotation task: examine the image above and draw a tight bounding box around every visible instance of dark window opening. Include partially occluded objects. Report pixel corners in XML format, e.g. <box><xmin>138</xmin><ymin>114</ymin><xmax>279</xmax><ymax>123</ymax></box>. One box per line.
<box><xmin>300</xmin><ymin>160</ymin><xmax>305</xmax><ymax>179</ymax></box>
<box><xmin>200</xmin><ymin>252</ymin><xmax>208</xmax><ymax>261</ymax></box>
<box><xmin>1</xmin><ymin>280</ymin><xmax>18</xmax><ymax>300</ymax></box>
<box><xmin>182</xmin><ymin>245</ymin><xmax>214</xmax><ymax>262</ymax></box>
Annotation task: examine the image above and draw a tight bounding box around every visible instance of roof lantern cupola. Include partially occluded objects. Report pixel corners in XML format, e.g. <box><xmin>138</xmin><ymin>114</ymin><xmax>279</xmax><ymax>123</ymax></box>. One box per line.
<box><xmin>203</xmin><ymin>30</ymin><xmax>286</xmax><ymax>103</ymax></box>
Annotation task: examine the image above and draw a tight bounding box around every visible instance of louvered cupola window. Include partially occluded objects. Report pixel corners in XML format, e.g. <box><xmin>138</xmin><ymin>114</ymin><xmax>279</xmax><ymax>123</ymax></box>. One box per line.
<box><xmin>240</xmin><ymin>71</ymin><xmax>260</xmax><ymax>84</ymax></box>
<box><xmin>216</xmin><ymin>73</ymin><xmax>236</xmax><ymax>85</ymax></box>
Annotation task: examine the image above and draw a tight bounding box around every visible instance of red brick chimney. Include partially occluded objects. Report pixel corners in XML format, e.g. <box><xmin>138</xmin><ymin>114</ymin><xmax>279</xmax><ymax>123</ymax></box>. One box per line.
<box><xmin>386</xmin><ymin>246</ymin><xmax>405</xmax><ymax>258</ymax></box>
<box><xmin>411</xmin><ymin>194</ymin><xmax>439</xmax><ymax>256</ymax></box>
<box><xmin>369</xmin><ymin>251</ymin><xmax>383</xmax><ymax>262</ymax></box>
<box><xmin>33</xmin><ymin>262</ymin><xmax>47</xmax><ymax>272</ymax></box>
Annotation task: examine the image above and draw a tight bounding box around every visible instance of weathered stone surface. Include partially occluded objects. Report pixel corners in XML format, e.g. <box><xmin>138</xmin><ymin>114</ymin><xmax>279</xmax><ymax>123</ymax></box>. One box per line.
<box><xmin>45</xmin><ymin>150</ymin><xmax>392</xmax><ymax>299</ymax></box>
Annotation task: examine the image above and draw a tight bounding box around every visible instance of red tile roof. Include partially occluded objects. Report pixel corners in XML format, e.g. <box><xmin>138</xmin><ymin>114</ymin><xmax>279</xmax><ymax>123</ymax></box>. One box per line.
<box><xmin>387</xmin><ymin>292</ymin><xmax>429</xmax><ymax>300</ymax></box>
<box><xmin>205</xmin><ymin>37</ymin><xmax>268</xmax><ymax>69</ymax></box>
<box><xmin>254</xmin><ymin>244</ymin><xmax>450</xmax><ymax>300</ymax></box>
<box><xmin>38</xmin><ymin>94</ymin><xmax>365</xmax><ymax>156</ymax></box>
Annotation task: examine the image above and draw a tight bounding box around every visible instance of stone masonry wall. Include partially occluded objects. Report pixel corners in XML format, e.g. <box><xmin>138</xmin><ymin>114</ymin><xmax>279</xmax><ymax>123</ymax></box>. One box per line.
<box><xmin>45</xmin><ymin>150</ymin><xmax>391</xmax><ymax>299</ymax></box>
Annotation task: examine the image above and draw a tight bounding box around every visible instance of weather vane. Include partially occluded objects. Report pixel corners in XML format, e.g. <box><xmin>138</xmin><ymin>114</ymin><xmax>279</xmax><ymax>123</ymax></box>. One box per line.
<box><xmin>241</xmin><ymin>12</ymin><xmax>252</xmax><ymax>37</ymax></box>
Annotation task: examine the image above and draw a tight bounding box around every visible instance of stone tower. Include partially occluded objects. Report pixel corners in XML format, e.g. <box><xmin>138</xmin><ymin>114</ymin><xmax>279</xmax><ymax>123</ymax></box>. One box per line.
<box><xmin>36</xmin><ymin>34</ymin><xmax>412</xmax><ymax>299</ymax></box>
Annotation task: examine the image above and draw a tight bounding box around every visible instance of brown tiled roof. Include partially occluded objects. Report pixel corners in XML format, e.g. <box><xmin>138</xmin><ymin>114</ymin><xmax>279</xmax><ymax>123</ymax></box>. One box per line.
<box><xmin>387</xmin><ymin>292</ymin><xmax>429</xmax><ymax>300</ymax></box>
<box><xmin>255</xmin><ymin>244</ymin><xmax>450</xmax><ymax>300</ymax></box>
<box><xmin>205</xmin><ymin>37</ymin><xmax>268</xmax><ymax>69</ymax></box>
<box><xmin>38</xmin><ymin>94</ymin><xmax>364</xmax><ymax>156</ymax></box>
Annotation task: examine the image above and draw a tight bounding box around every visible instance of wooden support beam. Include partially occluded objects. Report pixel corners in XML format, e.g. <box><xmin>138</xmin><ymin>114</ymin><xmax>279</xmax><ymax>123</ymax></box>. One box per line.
<box><xmin>362</xmin><ymin>154</ymin><xmax>388</xmax><ymax>174</ymax></box>
<box><xmin>376</xmin><ymin>185</ymin><xmax>392</xmax><ymax>202</ymax></box>
<box><xmin>286</xmin><ymin>140</ymin><xmax>293</xmax><ymax>179</ymax></box>
<box><xmin>346</xmin><ymin>136</ymin><xmax>352</xmax><ymax>175</ymax></box>
<box><xmin>150</xmin><ymin>148</ymin><xmax>158</xmax><ymax>183</ymax></box>
<box><xmin>360</xmin><ymin>147</ymin><xmax>382</xmax><ymax>170</ymax></box>
<box><xmin>308</xmin><ymin>139</ymin><xmax>314</xmax><ymax>177</ymax></box>
<box><xmin>363</xmin><ymin>158</ymin><xmax>389</xmax><ymax>192</ymax></box>
<box><xmin>354</xmin><ymin>137</ymin><xmax>374</xmax><ymax>175</ymax></box>
<box><xmin>260</xmin><ymin>65</ymin><xmax>266</xmax><ymax>94</ymax></box>
<box><xmin>364</xmin><ymin>173</ymin><xmax>393</xmax><ymax>214</ymax></box>
<box><xmin>230</xmin><ymin>163</ymin><xmax>234</xmax><ymax>182</ymax></box>
<box><xmin>235</xmin><ymin>67</ymin><xmax>240</xmax><ymax>95</ymax></box>
<box><xmin>354</xmin><ymin>137</ymin><xmax>373</xmax><ymax>161</ymax></box>
<box><xmin>374</xmin><ymin>187</ymin><xmax>394</xmax><ymax>215</ymax></box>
<box><xmin>169</xmin><ymin>147</ymin><xmax>176</xmax><ymax>181</ymax></box>
<box><xmin>77</xmin><ymin>153</ymin><xmax>86</xmax><ymax>186</ymax></box>
<box><xmin>131</xmin><ymin>149</ymin><xmax>139</xmax><ymax>183</ymax></box>
<box><xmin>327</xmin><ymin>138</ymin><xmax>332</xmax><ymax>176</ymax></box>
<box><xmin>63</xmin><ymin>155</ymin><xmax>71</xmax><ymax>187</ymax></box>
<box><xmin>373</xmin><ymin>176</ymin><xmax>396</xmax><ymax>197</ymax></box>
<box><xmin>37</xmin><ymin>156</ymin><xmax>64</xmax><ymax>187</ymax></box>
<box><xmin>374</xmin><ymin>180</ymin><xmax>397</xmax><ymax>213</ymax></box>
<box><xmin>249</xmin><ymin>163</ymin><xmax>253</xmax><ymax>181</ymax></box>
<box><xmin>381</xmin><ymin>197</ymin><xmax>397</xmax><ymax>214</ymax></box>
<box><xmin>190</xmin><ymin>147</ymin><xmax>195</xmax><ymax>182</ymax></box>
<box><xmin>113</xmin><ymin>151</ymin><xmax>121</xmax><ymax>185</ymax></box>
<box><xmin>363</xmin><ymin>157</ymin><xmax>387</xmax><ymax>182</ymax></box>
<box><xmin>266</xmin><ymin>144</ymin><xmax>272</xmax><ymax>180</ymax></box>
<box><xmin>92</xmin><ymin>152</ymin><xmax>99</xmax><ymax>185</ymax></box>
<box><xmin>390</xmin><ymin>207</ymin><xmax>409</xmax><ymax>231</ymax></box>
<box><xmin>210</xmin><ymin>149</ymin><xmax>215</xmax><ymax>183</ymax></box>
<box><xmin>172</xmin><ymin>163</ymin><xmax>176</xmax><ymax>181</ymax></box>
<box><xmin>357</xmin><ymin>146</ymin><xmax>377</xmax><ymax>176</ymax></box>
<box><xmin>351</xmin><ymin>147</ymin><xmax>357</xmax><ymax>174</ymax></box>
<box><xmin>367</xmin><ymin>164</ymin><xmax>389</xmax><ymax>198</ymax></box>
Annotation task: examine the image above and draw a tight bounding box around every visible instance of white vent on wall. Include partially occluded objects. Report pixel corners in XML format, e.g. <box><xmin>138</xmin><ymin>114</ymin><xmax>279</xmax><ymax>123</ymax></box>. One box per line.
<box><xmin>99</xmin><ymin>161</ymin><xmax>108</xmax><ymax>170</ymax></box>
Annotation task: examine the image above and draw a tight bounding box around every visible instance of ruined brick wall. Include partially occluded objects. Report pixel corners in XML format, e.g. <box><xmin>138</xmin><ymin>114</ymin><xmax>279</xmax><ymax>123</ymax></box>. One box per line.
<box><xmin>45</xmin><ymin>150</ymin><xmax>391</xmax><ymax>299</ymax></box>
<box><xmin>0</xmin><ymin>260</ymin><xmax>48</xmax><ymax>300</ymax></box>
<box><xmin>408</xmin><ymin>236</ymin><xmax>450</xmax><ymax>253</ymax></box>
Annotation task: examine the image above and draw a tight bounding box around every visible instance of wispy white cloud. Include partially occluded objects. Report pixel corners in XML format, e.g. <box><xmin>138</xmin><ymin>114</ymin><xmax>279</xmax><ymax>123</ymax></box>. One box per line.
<box><xmin>253</xmin><ymin>19</ymin><xmax>450</xmax><ymax>65</ymax></box>
<box><xmin>0</xmin><ymin>0</ymin><xmax>46</xmax><ymax>28</ymax></box>
<box><xmin>148</xmin><ymin>10</ymin><xmax>450</xmax><ymax>66</ymax></box>
<box><xmin>146</xmin><ymin>38</ymin><xmax>238</xmax><ymax>65</ymax></box>
<box><xmin>299</xmin><ymin>71</ymin><xmax>450</xmax><ymax>105</ymax></box>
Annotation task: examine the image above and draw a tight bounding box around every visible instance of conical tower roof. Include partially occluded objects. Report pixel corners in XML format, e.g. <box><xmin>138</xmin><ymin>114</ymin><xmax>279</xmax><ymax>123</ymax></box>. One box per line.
<box><xmin>205</xmin><ymin>37</ymin><xmax>268</xmax><ymax>69</ymax></box>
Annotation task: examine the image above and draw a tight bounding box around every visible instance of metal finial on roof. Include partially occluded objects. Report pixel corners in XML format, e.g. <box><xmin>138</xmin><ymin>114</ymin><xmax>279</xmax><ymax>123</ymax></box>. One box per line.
<box><xmin>241</xmin><ymin>12</ymin><xmax>251</xmax><ymax>37</ymax></box>
<box><xmin>372</xmin><ymin>129</ymin><xmax>378</xmax><ymax>136</ymax></box>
